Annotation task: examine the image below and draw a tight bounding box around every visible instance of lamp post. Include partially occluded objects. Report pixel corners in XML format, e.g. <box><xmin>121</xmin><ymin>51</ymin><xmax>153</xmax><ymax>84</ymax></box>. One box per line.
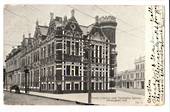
<box><xmin>24</xmin><ymin>66</ymin><xmax>29</xmax><ymax>93</ymax></box>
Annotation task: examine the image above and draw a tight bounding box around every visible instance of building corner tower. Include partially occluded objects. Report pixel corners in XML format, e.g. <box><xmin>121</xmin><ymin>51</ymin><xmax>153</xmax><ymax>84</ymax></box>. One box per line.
<box><xmin>99</xmin><ymin>16</ymin><xmax>118</xmax><ymax>90</ymax></box>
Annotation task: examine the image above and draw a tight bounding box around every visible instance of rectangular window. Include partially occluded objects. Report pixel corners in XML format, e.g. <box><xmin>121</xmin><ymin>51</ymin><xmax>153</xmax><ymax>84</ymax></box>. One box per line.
<box><xmin>99</xmin><ymin>83</ymin><xmax>102</xmax><ymax>90</ymax></box>
<box><xmin>99</xmin><ymin>72</ymin><xmax>102</xmax><ymax>79</ymax></box>
<box><xmin>48</xmin><ymin>44</ymin><xmax>51</xmax><ymax>56</ymax></box>
<box><xmin>136</xmin><ymin>73</ymin><xmax>139</xmax><ymax>79</ymax></box>
<box><xmin>75</xmin><ymin>66</ymin><xmax>79</xmax><ymax>76</ymax></box>
<box><xmin>52</xmin><ymin>84</ymin><xmax>54</xmax><ymax>90</ymax></box>
<box><xmin>92</xmin><ymin>82</ymin><xmax>94</xmax><ymax>90</ymax></box>
<box><xmin>72</xmin><ymin>44</ymin><xmax>74</xmax><ymax>55</ymax></box>
<box><xmin>92</xmin><ymin>71</ymin><xmax>94</xmax><ymax>79</ymax></box>
<box><xmin>75</xmin><ymin>42</ymin><xmax>79</xmax><ymax>55</ymax></box>
<box><xmin>52</xmin><ymin>66</ymin><xmax>54</xmax><ymax>81</ymax></box>
<box><xmin>96</xmin><ymin>72</ymin><xmax>98</xmax><ymax>81</ymax></box>
<box><xmin>56</xmin><ymin>43</ymin><xmax>62</xmax><ymax>49</ymax></box>
<box><xmin>48</xmin><ymin>84</ymin><xmax>51</xmax><ymax>90</ymax></box>
<box><xmin>84</xmin><ymin>49</ymin><xmax>88</xmax><ymax>59</ymax></box>
<box><xmin>96</xmin><ymin>45</ymin><xmax>98</xmax><ymax>63</ymax></box>
<box><xmin>41</xmin><ymin>48</ymin><xmax>43</xmax><ymax>58</ymax></box>
<box><xmin>96</xmin><ymin>83</ymin><xmax>98</xmax><ymax>90</ymax></box>
<box><xmin>44</xmin><ymin>68</ymin><xmax>46</xmax><ymax>77</ymax></box>
<box><xmin>66</xmin><ymin>65</ymin><xmax>70</xmax><ymax>75</ymax></box>
<box><xmin>72</xmin><ymin>70</ymin><xmax>74</xmax><ymax>76</ymax></box>
<box><xmin>37</xmin><ymin>51</ymin><xmax>39</xmax><ymax>61</ymax></box>
<box><xmin>99</xmin><ymin>46</ymin><xmax>102</xmax><ymax>63</ymax></box>
<box><xmin>52</xmin><ymin>42</ymin><xmax>55</xmax><ymax>55</ymax></box>
<box><xmin>91</xmin><ymin>45</ymin><xmax>94</xmax><ymax>63</ymax></box>
<box><xmin>44</xmin><ymin>47</ymin><xmax>46</xmax><ymax>58</ymax></box>
<box><xmin>48</xmin><ymin>67</ymin><xmax>50</xmax><ymax>76</ymax></box>
<box><xmin>67</xmin><ymin>41</ymin><xmax>70</xmax><ymax>54</ymax></box>
<box><xmin>31</xmin><ymin>71</ymin><xmax>33</xmax><ymax>86</ymax></box>
<box><xmin>75</xmin><ymin>84</ymin><xmax>79</xmax><ymax>90</ymax></box>
<box><xmin>28</xmin><ymin>56</ymin><xmax>30</xmax><ymax>64</ymax></box>
<box><xmin>66</xmin><ymin>84</ymin><xmax>70</xmax><ymax>90</ymax></box>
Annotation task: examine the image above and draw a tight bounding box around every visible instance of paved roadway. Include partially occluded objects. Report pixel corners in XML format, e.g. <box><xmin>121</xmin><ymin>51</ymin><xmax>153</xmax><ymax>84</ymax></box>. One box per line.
<box><xmin>4</xmin><ymin>91</ymin><xmax>78</xmax><ymax>105</ymax></box>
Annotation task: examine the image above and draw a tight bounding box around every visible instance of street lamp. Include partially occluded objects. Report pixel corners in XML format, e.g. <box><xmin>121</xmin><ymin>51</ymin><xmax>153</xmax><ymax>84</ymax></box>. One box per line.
<box><xmin>24</xmin><ymin>66</ymin><xmax>29</xmax><ymax>93</ymax></box>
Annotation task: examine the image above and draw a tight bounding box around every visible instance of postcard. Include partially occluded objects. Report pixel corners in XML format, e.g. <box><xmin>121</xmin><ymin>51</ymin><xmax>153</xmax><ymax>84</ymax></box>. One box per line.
<box><xmin>3</xmin><ymin>4</ymin><xmax>166</xmax><ymax>106</ymax></box>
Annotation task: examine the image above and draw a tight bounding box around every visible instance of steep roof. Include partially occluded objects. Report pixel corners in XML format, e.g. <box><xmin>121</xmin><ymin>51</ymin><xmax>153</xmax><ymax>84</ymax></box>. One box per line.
<box><xmin>39</xmin><ymin>25</ymin><xmax>48</xmax><ymax>36</ymax></box>
<box><xmin>79</xmin><ymin>24</ymin><xmax>94</xmax><ymax>35</ymax></box>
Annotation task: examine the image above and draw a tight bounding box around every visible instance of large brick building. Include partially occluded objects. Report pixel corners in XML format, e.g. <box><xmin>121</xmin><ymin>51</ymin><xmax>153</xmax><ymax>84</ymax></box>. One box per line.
<box><xmin>5</xmin><ymin>9</ymin><xmax>118</xmax><ymax>93</ymax></box>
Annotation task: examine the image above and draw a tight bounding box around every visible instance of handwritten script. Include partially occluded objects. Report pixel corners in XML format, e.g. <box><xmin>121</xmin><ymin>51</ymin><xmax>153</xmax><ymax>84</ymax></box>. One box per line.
<box><xmin>147</xmin><ymin>6</ymin><xmax>164</xmax><ymax>105</ymax></box>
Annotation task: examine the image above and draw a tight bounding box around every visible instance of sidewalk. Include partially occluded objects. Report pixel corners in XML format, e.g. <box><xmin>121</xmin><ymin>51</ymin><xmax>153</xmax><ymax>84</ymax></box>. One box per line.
<box><xmin>116</xmin><ymin>88</ymin><xmax>145</xmax><ymax>95</ymax></box>
<box><xmin>19</xmin><ymin>90</ymin><xmax>144</xmax><ymax>105</ymax></box>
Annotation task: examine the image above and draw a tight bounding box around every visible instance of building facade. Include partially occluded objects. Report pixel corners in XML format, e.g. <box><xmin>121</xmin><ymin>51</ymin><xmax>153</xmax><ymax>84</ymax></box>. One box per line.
<box><xmin>115</xmin><ymin>56</ymin><xmax>145</xmax><ymax>89</ymax></box>
<box><xmin>134</xmin><ymin>56</ymin><xmax>145</xmax><ymax>89</ymax></box>
<box><xmin>5</xmin><ymin>9</ymin><xmax>118</xmax><ymax>93</ymax></box>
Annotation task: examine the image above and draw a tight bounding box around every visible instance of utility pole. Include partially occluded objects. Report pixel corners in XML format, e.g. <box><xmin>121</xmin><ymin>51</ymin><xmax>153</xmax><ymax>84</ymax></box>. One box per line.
<box><xmin>88</xmin><ymin>42</ymin><xmax>92</xmax><ymax>104</ymax></box>
<box><xmin>84</xmin><ymin>34</ymin><xmax>92</xmax><ymax>104</ymax></box>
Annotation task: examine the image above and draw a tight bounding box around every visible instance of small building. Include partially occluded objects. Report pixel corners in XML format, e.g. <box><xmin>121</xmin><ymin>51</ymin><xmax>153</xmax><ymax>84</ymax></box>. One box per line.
<box><xmin>134</xmin><ymin>56</ymin><xmax>145</xmax><ymax>89</ymax></box>
<box><xmin>115</xmin><ymin>56</ymin><xmax>145</xmax><ymax>89</ymax></box>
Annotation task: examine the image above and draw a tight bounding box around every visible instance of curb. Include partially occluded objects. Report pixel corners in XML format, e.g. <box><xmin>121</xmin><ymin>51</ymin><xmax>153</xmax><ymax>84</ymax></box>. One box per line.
<box><xmin>4</xmin><ymin>90</ymin><xmax>95</xmax><ymax>105</ymax></box>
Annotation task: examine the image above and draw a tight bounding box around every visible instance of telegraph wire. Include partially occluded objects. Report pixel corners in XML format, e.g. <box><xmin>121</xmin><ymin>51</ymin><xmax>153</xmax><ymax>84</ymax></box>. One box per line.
<box><xmin>5</xmin><ymin>6</ymin><xmax>144</xmax><ymax>42</ymax></box>
<box><xmin>4</xmin><ymin>8</ymin><xmax>32</xmax><ymax>34</ymax></box>
<box><xmin>4</xmin><ymin>8</ymin><xmax>31</xmax><ymax>22</ymax></box>
<box><xmin>67</xmin><ymin>5</ymin><xmax>95</xmax><ymax>19</ymax></box>
<box><xmin>94</xmin><ymin>5</ymin><xmax>136</xmax><ymax>28</ymax></box>
<box><xmin>24</xmin><ymin>5</ymin><xmax>50</xmax><ymax>21</ymax></box>
<box><xmin>126</xmin><ymin>25</ymin><xmax>145</xmax><ymax>33</ymax></box>
<box><xmin>93</xmin><ymin>5</ymin><xmax>144</xmax><ymax>39</ymax></box>
<box><xmin>116</xmin><ymin>28</ymin><xmax>143</xmax><ymax>40</ymax></box>
<box><xmin>94</xmin><ymin>5</ymin><xmax>144</xmax><ymax>34</ymax></box>
<box><xmin>67</xmin><ymin>5</ymin><xmax>143</xmax><ymax>39</ymax></box>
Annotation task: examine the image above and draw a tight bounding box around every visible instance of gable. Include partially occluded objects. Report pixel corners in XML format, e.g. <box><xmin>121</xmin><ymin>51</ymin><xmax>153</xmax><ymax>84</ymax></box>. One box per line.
<box><xmin>64</xmin><ymin>21</ymin><xmax>82</xmax><ymax>33</ymax></box>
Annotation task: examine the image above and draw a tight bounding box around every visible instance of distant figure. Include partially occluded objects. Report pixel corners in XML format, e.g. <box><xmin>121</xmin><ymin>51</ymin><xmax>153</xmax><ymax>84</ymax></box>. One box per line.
<box><xmin>10</xmin><ymin>85</ymin><xmax>20</xmax><ymax>93</ymax></box>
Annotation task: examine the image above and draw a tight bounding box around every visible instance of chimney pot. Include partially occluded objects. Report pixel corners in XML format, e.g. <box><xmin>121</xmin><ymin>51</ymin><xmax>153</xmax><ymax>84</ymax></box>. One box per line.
<box><xmin>71</xmin><ymin>9</ymin><xmax>75</xmax><ymax>17</ymax></box>
<box><xmin>23</xmin><ymin>34</ymin><xmax>25</xmax><ymax>38</ymax></box>
<box><xmin>28</xmin><ymin>33</ymin><xmax>31</xmax><ymax>38</ymax></box>
<box><xmin>50</xmin><ymin>12</ymin><xmax>54</xmax><ymax>20</ymax></box>
<box><xmin>36</xmin><ymin>20</ymin><xmax>39</xmax><ymax>26</ymax></box>
<box><xmin>95</xmin><ymin>16</ymin><xmax>99</xmax><ymax>23</ymax></box>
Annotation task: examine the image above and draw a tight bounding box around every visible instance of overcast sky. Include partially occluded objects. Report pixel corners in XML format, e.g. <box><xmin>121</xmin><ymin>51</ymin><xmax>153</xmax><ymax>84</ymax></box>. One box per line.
<box><xmin>4</xmin><ymin>5</ymin><xmax>145</xmax><ymax>71</ymax></box>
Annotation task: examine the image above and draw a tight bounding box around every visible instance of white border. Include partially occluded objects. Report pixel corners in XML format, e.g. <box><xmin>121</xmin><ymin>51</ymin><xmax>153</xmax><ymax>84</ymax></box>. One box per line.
<box><xmin>0</xmin><ymin>0</ymin><xmax>169</xmax><ymax>112</ymax></box>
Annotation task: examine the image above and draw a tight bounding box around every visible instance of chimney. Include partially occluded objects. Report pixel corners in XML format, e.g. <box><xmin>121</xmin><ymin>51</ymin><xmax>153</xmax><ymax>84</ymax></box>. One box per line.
<box><xmin>95</xmin><ymin>16</ymin><xmax>99</xmax><ymax>23</ymax></box>
<box><xmin>50</xmin><ymin>12</ymin><xmax>54</xmax><ymax>20</ymax></box>
<box><xmin>36</xmin><ymin>19</ymin><xmax>39</xmax><ymax>26</ymax></box>
<box><xmin>63</xmin><ymin>15</ymin><xmax>67</xmax><ymax>24</ymax></box>
<box><xmin>71</xmin><ymin>9</ymin><xmax>75</xmax><ymax>17</ymax></box>
<box><xmin>28</xmin><ymin>33</ymin><xmax>31</xmax><ymax>38</ymax></box>
<box><xmin>23</xmin><ymin>34</ymin><xmax>25</xmax><ymax>39</ymax></box>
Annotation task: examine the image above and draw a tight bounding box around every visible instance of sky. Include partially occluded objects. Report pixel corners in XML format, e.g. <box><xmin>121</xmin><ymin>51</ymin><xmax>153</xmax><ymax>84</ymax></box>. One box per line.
<box><xmin>4</xmin><ymin>5</ymin><xmax>145</xmax><ymax>72</ymax></box>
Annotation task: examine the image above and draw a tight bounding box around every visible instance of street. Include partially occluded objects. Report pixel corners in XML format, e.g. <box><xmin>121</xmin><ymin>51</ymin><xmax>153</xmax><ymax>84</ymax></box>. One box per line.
<box><xmin>4</xmin><ymin>91</ymin><xmax>78</xmax><ymax>105</ymax></box>
<box><xmin>4</xmin><ymin>89</ymin><xmax>145</xmax><ymax>105</ymax></box>
<box><xmin>18</xmin><ymin>90</ymin><xmax>144</xmax><ymax>105</ymax></box>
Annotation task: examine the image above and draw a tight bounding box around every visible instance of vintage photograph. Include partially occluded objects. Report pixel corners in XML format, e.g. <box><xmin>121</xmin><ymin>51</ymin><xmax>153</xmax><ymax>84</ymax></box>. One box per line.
<box><xmin>3</xmin><ymin>5</ymin><xmax>163</xmax><ymax>105</ymax></box>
